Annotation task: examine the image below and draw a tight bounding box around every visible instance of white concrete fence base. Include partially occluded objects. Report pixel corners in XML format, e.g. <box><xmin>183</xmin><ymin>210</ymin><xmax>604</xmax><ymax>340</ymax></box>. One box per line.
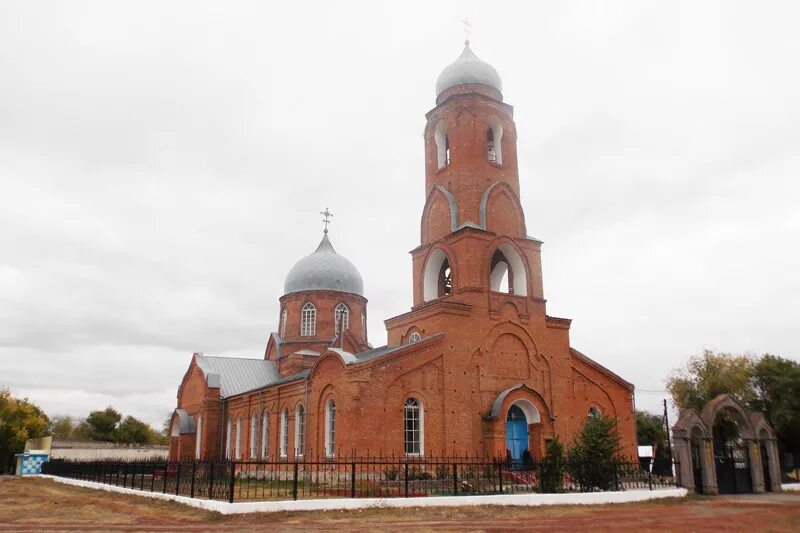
<box><xmin>782</xmin><ymin>483</ymin><xmax>800</xmax><ymax>492</ymax></box>
<box><xmin>39</xmin><ymin>474</ymin><xmax>688</xmax><ymax>515</ymax></box>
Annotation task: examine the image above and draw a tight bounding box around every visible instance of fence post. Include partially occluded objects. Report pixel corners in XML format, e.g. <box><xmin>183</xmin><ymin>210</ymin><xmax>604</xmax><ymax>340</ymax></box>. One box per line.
<box><xmin>163</xmin><ymin>462</ymin><xmax>168</xmax><ymax>494</ymax></box>
<box><xmin>350</xmin><ymin>461</ymin><xmax>356</xmax><ymax>498</ymax></box>
<box><xmin>175</xmin><ymin>462</ymin><xmax>182</xmax><ymax>496</ymax></box>
<box><xmin>190</xmin><ymin>461</ymin><xmax>197</xmax><ymax>498</ymax></box>
<box><xmin>648</xmin><ymin>465</ymin><xmax>653</xmax><ymax>490</ymax></box>
<box><xmin>498</xmin><ymin>462</ymin><xmax>503</xmax><ymax>493</ymax></box>
<box><xmin>404</xmin><ymin>462</ymin><xmax>409</xmax><ymax>498</ymax></box>
<box><xmin>150</xmin><ymin>463</ymin><xmax>156</xmax><ymax>493</ymax></box>
<box><xmin>208</xmin><ymin>461</ymin><xmax>214</xmax><ymax>500</ymax></box>
<box><xmin>228</xmin><ymin>461</ymin><xmax>236</xmax><ymax>504</ymax></box>
<box><xmin>452</xmin><ymin>463</ymin><xmax>458</xmax><ymax>496</ymax></box>
<box><xmin>614</xmin><ymin>460</ymin><xmax>620</xmax><ymax>491</ymax></box>
<box><xmin>291</xmin><ymin>462</ymin><xmax>299</xmax><ymax>501</ymax></box>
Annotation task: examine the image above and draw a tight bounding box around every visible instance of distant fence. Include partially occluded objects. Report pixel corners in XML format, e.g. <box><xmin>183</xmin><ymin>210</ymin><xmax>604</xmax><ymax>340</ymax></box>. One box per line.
<box><xmin>42</xmin><ymin>455</ymin><xmax>678</xmax><ymax>503</ymax></box>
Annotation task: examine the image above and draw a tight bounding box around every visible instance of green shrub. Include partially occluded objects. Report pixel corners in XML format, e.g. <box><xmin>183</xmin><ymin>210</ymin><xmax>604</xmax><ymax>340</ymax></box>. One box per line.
<box><xmin>540</xmin><ymin>437</ymin><xmax>565</xmax><ymax>493</ymax></box>
<box><xmin>566</xmin><ymin>415</ymin><xmax>621</xmax><ymax>492</ymax></box>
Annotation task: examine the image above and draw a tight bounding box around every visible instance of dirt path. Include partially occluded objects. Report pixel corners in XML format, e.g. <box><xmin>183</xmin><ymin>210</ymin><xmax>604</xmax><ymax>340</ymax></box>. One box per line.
<box><xmin>1</xmin><ymin>477</ymin><xmax>798</xmax><ymax>532</ymax></box>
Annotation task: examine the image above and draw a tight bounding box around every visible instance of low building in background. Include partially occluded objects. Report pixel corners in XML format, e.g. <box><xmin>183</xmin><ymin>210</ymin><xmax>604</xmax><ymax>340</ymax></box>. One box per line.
<box><xmin>49</xmin><ymin>439</ymin><xmax>168</xmax><ymax>461</ymax></box>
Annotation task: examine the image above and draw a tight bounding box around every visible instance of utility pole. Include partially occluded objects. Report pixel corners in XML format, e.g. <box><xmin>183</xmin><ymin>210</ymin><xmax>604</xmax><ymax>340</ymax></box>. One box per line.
<box><xmin>663</xmin><ymin>398</ymin><xmax>675</xmax><ymax>476</ymax></box>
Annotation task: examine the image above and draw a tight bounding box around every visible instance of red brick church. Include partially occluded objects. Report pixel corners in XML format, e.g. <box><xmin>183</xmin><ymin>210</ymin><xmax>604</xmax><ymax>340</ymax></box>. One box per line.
<box><xmin>169</xmin><ymin>41</ymin><xmax>637</xmax><ymax>462</ymax></box>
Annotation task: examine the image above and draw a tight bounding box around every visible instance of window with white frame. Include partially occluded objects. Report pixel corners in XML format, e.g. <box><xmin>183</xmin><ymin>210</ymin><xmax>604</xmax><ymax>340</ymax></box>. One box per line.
<box><xmin>235</xmin><ymin>416</ymin><xmax>242</xmax><ymax>459</ymax></box>
<box><xmin>225</xmin><ymin>418</ymin><xmax>232</xmax><ymax>459</ymax></box>
<box><xmin>280</xmin><ymin>409</ymin><xmax>288</xmax><ymax>457</ymax></box>
<box><xmin>195</xmin><ymin>416</ymin><xmax>202</xmax><ymax>460</ymax></box>
<box><xmin>325</xmin><ymin>399</ymin><xmax>336</xmax><ymax>457</ymax></box>
<box><xmin>588</xmin><ymin>406</ymin><xmax>602</xmax><ymax>418</ymax></box>
<box><xmin>295</xmin><ymin>405</ymin><xmax>305</xmax><ymax>456</ymax></box>
<box><xmin>408</xmin><ymin>332</ymin><xmax>421</xmax><ymax>343</ymax></box>
<box><xmin>404</xmin><ymin>398</ymin><xmax>423</xmax><ymax>455</ymax></box>
<box><xmin>300</xmin><ymin>303</ymin><xmax>316</xmax><ymax>336</ymax></box>
<box><xmin>280</xmin><ymin>308</ymin><xmax>287</xmax><ymax>339</ymax></box>
<box><xmin>334</xmin><ymin>303</ymin><xmax>349</xmax><ymax>335</ymax></box>
<box><xmin>249</xmin><ymin>414</ymin><xmax>258</xmax><ymax>458</ymax></box>
<box><xmin>261</xmin><ymin>410</ymin><xmax>269</xmax><ymax>458</ymax></box>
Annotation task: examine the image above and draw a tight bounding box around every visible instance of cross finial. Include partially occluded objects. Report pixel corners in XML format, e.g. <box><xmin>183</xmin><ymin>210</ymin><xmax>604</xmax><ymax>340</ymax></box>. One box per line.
<box><xmin>320</xmin><ymin>207</ymin><xmax>333</xmax><ymax>233</ymax></box>
<box><xmin>462</xmin><ymin>17</ymin><xmax>472</xmax><ymax>45</ymax></box>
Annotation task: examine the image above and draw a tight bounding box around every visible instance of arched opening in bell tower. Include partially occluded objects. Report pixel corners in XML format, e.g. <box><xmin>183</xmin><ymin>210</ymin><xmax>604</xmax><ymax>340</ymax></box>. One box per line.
<box><xmin>486</xmin><ymin>117</ymin><xmax>503</xmax><ymax>165</ymax></box>
<box><xmin>434</xmin><ymin>120</ymin><xmax>450</xmax><ymax>169</ymax></box>
<box><xmin>423</xmin><ymin>248</ymin><xmax>453</xmax><ymax>301</ymax></box>
<box><xmin>489</xmin><ymin>244</ymin><xmax>527</xmax><ymax>296</ymax></box>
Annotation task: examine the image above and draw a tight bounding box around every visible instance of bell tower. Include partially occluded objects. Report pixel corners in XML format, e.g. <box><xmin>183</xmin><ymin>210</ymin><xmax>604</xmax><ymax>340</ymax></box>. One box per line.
<box><xmin>406</xmin><ymin>42</ymin><xmax>545</xmax><ymax>314</ymax></box>
<box><xmin>422</xmin><ymin>42</ymin><xmax>523</xmax><ymax>243</ymax></box>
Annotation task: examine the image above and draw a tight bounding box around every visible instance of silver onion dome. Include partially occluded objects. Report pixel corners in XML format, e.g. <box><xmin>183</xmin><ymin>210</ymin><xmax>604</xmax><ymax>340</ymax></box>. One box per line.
<box><xmin>435</xmin><ymin>42</ymin><xmax>503</xmax><ymax>98</ymax></box>
<box><xmin>283</xmin><ymin>232</ymin><xmax>364</xmax><ymax>296</ymax></box>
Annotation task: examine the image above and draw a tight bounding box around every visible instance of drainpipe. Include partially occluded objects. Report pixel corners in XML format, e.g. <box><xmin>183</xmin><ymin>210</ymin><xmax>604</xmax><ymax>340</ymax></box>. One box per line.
<box><xmin>304</xmin><ymin>378</ymin><xmax>310</xmax><ymax>456</ymax></box>
<box><xmin>219</xmin><ymin>398</ymin><xmax>227</xmax><ymax>462</ymax></box>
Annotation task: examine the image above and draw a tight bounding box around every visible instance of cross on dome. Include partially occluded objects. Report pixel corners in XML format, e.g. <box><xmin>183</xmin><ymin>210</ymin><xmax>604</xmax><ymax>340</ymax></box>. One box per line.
<box><xmin>320</xmin><ymin>207</ymin><xmax>333</xmax><ymax>233</ymax></box>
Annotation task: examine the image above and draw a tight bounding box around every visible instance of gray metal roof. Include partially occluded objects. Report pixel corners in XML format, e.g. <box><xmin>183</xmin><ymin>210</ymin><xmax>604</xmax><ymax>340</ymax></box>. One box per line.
<box><xmin>195</xmin><ymin>354</ymin><xmax>281</xmax><ymax>398</ymax></box>
<box><xmin>283</xmin><ymin>232</ymin><xmax>364</xmax><ymax>296</ymax></box>
<box><xmin>436</xmin><ymin>43</ymin><xmax>502</xmax><ymax>97</ymax></box>
<box><xmin>174</xmin><ymin>409</ymin><xmax>196</xmax><ymax>434</ymax></box>
<box><xmin>329</xmin><ymin>336</ymin><xmax>428</xmax><ymax>366</ymax></box>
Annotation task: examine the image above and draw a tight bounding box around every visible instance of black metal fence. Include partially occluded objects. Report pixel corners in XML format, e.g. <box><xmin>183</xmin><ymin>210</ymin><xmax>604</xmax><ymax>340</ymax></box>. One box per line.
<box><xmin>42</xmin><ymin>455</ymin><xmax>679</xmax><ymax>503</ymax></box>
<box><xmin>781</xmin><ymin>453</ymin><xmax>800</xmax><ymax>484</ymax></box>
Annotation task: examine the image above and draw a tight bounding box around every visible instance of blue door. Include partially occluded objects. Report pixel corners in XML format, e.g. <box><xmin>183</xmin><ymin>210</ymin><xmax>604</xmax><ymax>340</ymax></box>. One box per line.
<box><xmin>506</xmin><ymin>405</ymin><xmax>528</xmax><ymax>470</ymax></box>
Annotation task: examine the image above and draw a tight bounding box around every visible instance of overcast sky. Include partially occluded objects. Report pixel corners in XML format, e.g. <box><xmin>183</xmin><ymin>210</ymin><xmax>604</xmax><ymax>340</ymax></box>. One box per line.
<box><xmin>1</xmin><ymin>1</ymin><xmax>798</xmax><ymax>428</ymax></box>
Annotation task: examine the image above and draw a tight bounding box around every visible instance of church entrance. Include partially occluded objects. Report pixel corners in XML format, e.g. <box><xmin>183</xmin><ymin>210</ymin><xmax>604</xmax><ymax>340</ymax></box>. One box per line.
<box><xmin>506</xmin><ymin>405</ymin><xmax>528</xmax><ymax>470</ymax></box>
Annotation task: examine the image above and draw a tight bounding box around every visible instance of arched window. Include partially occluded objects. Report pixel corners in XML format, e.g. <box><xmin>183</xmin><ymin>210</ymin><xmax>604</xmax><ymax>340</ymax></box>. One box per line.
<box><xmin>261</xmin><ymin>410</ymin><xmax>269</xmax><ymax>458</ymax></box>
<box><xmin>300</xmin><ymin>303</ymin><xmax>316</xmax><ymax>336</ymax></box>
<box><xmin>486</xmin><ymin>118</ymin><xmax>503</xmax><ymax>164</ymax></box>
<box><xmin>195</xmin><ymin>416</ymin><xmax>202</xmax><ymax>460</ymax></box>
<box><xmin>249</xmin><ymin>414</ymin><xmax>258</xmax><ymax>458</ymax></box>
<box><xmin>334</xmin><ymin>303</ymin><xmax>349</xmax><ymax>335</ymax></box>
<box><xmin>295</xmin><ymin>405</ymin><xmax>305</xmax><ymax>457</ymax></box>
<box><xmin>434</xmin><ymin>120</ymin><xmax>450</xmax><ymax>169</ymax></box>
<box><xmin>235</xmin><ymin>416</ymin><xmax>242</xmax><ymax>459</ymax></box>
<box><xmin>423</xmin><ymin>249</ymin><xmax>453</xmax><ymax>302</ymax></box>
<box><xmin>404</xmin><ymin>398</ymin><xmax>424</xmax><ymax>456</ymax></box>
<box><xmin>325</xmin><ymin>399</ymin><xmax>336</xmax><ymax>457</ymax></box>
<box><xmin>170</xmin><ymin>418</ymin><xmax>180</xmax><ymax>438</ymax></box>
<box><xmin>489</xmin><ymin>244</ymin><xmax>527</xmax><ymax>296</ymax></box>
<box><xmin>279</xmin><ymin>409</ymin><xmax>288</xmax><ymax>457</ymax></box>
<box><xmin>408</xmin><ymin>332</ymin><xmax>421</xmax><ymax>343</ymax></box>
<box><xmin>588</xmin><ymin>406</ymin><xmax>602</xmax><ymax>418</ymax></box>
<box><xmin>225</xmin><ymin>418</ymin><xmax>232</xmax><ymax>459</ymax></box>
<box><xmin>280</xmin><ymin>308</ymin><xmax>287</xmax><ymax>339</ymax></box>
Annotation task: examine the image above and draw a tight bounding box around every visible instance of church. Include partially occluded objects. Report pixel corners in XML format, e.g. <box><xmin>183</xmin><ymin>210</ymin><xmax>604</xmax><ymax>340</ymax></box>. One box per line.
<box><xmin>169</xmin><ymin>41</ymin><xmax>638</xmax><ymax>462</ymax></box>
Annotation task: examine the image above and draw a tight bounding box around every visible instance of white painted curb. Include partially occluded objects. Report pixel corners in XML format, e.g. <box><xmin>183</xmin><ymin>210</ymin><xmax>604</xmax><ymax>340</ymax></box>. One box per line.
<box><xmin>782</xmin><ymin>483</ymin><xmax>800</xmax><ymax>492</ymax></box>
<box><xmin>39</xmin><ymin>475</ymin><xmax>687</xmax><ymax>515</ymax></box>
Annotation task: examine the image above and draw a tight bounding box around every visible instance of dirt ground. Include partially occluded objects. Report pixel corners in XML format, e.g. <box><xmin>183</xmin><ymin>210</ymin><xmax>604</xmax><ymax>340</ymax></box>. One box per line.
<box><xmin>1</xmin><ymin>477</ymin><xmax>799</xmax><ymax>532</ymax></box>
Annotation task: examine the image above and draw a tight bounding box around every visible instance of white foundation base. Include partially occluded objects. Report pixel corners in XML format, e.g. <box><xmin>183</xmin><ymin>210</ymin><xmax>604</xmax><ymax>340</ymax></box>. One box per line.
<box><xmin>39</xmin><ymin>475</ymin><xmax>688</xmax><ymax>515</ymax></box>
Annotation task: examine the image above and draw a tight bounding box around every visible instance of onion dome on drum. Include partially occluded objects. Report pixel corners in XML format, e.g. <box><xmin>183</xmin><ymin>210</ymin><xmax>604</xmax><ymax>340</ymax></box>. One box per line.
<box><xmin>283</xmin><ymin>232</ymin><xmax>364</xmax><ymax>296</ymax></box>
<box><xmin>435</xmin><ymin>41</ymin><xmax>503</xmax><ymax>98</ymax></box>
